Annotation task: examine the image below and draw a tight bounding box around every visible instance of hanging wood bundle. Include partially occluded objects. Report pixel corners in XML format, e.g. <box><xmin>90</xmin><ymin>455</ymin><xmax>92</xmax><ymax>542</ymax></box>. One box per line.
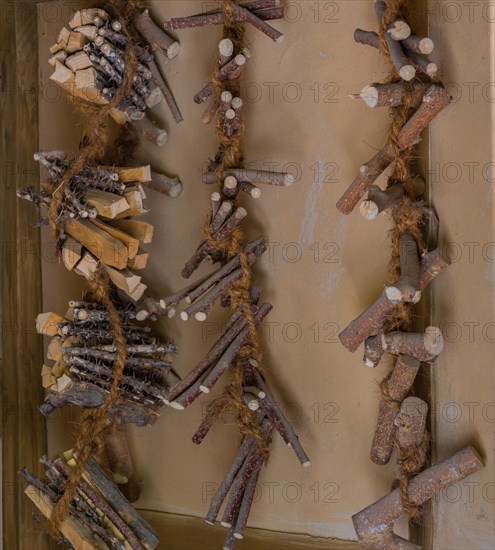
<box><xmin>20</xmin><ymin>449</ymin><xmax>159</xmax><ymax>550</ymax></box>
<box><xmin>36</xmin><ymin>297</ymin><xmax>179</xmax><ymax>427</ymax></box>
<box><xmin>335</xmin><ymin>1</ymin><xmax>484</xmax><ymax>546</ymax></box>
<box><xmin>18</xmin><ymin>151</ymin><xmax>181</xmax><ymax>301</ymax></box>
<box><xmin>49</xmin><ymin>7</ymin><xmax>183</xmax><ymax>143</ymax></box>
<box><xmin>163</xmin><ymin>1</ymin><xmax>306</xmax><ymax>547</ymax></box>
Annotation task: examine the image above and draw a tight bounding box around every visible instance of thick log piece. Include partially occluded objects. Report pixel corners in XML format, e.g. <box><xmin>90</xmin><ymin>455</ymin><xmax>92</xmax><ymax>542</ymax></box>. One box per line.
<box><xmin>336</xmin><ymin>85</ymin><xmax>451</xmax><ymax>214</ymax></box>
<box><xmin>351</xmin><ymin>81</ymin><xmax>428</xmax><ymax>109</ymax></box>
<box><xmin>374</xmin><ymin>2</ymin><xmax>415</xmax><ymax>81</ymax></box>
<box><xmin>352</xmin><ymin>447</ymin><xmax>484</xmax><ymax>549</ymax></box>
<box><xmin>134</xmin><ymin>9</ymin><xmax>180</xmax><ymax>59</ymax></box>
<box><xmin>370</xmin><ymin>355</ymin><xmax>421</xmax><ymax>465</ymax></box>
<box><xmin>339</xmin><ymin>249</ymin><xmax>450</xmax><ymax>352</ymax></box>
<box><xmin>363</xmin><ymin>326</ymin><xmax>444</xmax><ymax>368</ymax></box>
<box><xmin>385</xmin><ymin>231</ymin><xmax>421</xmax><ymax>304</ymax></box>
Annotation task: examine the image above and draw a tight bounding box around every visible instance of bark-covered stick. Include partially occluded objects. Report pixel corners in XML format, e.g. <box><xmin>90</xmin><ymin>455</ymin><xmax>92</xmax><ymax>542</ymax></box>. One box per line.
<box><xmin>352</xmin><ymin>447</ymin><xmax>484</xmax><ymax>549</ymax></box>
<box><xmin>202</xmin><ymin>168</ymin><xmax>295</xmax><ymax>187</ymax></box>
<box><xmin>134</xmin><ymin>9</ymin><xmax>180</xmax><ymax>59</ymax></box>
<box><xmin>364</xmin><ymin>327</ymin><xmax>444</xmax><ymax>368</ymax></box>
<box><xmin>401</xmin><ymin>35</ymin><xmax>434</xmax><ymax>55</ymax></box>
<box><xmin>374</xmin><ymin>1</ymin><xmax>415</xmax><ymax>81</ymax></box>
<box><xmin>210</xmin><ymin>201</ymin><xmax>233</xmax><ymax>233</ymax></box>
<box><xmin>199</xmin><ymin>303</ymin><xmax>273</xmax><ymax>393</ymax></box>
<box><xmin>359</xmin><ymin>183</ymin><xmax>405</xmax><ymax>220</ymax></box>
<box><xmin>231</xmin><ymin>1</ymin><xmax>284</xmax><ymax>42</ymax></box>
<box><xmin>370</xmin><ymin>355</ymin><xmax>421</xmax><ymax>465</ymax></box>
<box><xmin>132</xmin><ymin>116</ymin><xmax>168</xmax><ymax>147</ymax></box>
<box><xmin>385</xmin><ymin>231</ymin><xmax>421</xmax><ymax>303</ymax></box>
<box><xmin>233</xmin><ymin>458</ymin><xmax>263</xmax><ymax>539</ymax></box>
<box><xmin>351</xmin><ymin>81</ymin><xmax>427</xmax><ymax>109</ymax></box>
<box><xmin>336</xmin><ymin>85</ymin><xmax>451</xmax><ymax>214</ymax></box>
<box><xmin>148</xmin><ymin>57</ymin><xmax>183</xmax><ymax>123</ymax></box>
<box><xmin>339</xmin><ymin>249</ymin><xmax>450</xmax><ymax>352</ymax></box>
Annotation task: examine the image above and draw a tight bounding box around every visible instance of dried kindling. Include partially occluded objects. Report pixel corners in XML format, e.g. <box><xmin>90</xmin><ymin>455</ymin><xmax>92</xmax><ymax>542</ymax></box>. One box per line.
<box><xmin>385</xmin><ymin>231</ymin><xmax>421</xmax><ymax>304</ymax></box>
<box><xmin>352</xmin><ymin>447</ymin><xmax>483</xmax><ymax>549</ymax></box>
<box><xmin>203</xmin><ymin>168</ymin><xmax>295</xmax><ymax>187</ymax></box>
<box><xmin>134</xmin><ymin>9</ymin><xmax>180</xmax><ymax>59</ymax></box>
<box><xmin>370</xmin><ymin>355</ymin><xmax>421</xmax><ymax>465</ymax></box>
<box><xmin>364</xmin><ymin>326</ymin><xmax>444</xmax><ymax>368</ymax></box>
<box><xmin>135</xmin><ymin>296</ymin><xmax>176</xmax><ymax>321</ymax></box>
<box><xmin>198</xmin><ymin>303</ymin><xmax>273</xmax><ymax>393</ymax></box>
<box><xmin>351</xmin><ymin>81</ymin><xmax>428</xmax><ymax>109</ymax></box>
<box><xmin>336</xmin><ymin>85</ymin><xmax>451</xmax><ymax>214</ymax></box>
<box><xmin>339</xmin><ymin>249</ymin><xmax>450</xmax><ymax>352</ymax></box>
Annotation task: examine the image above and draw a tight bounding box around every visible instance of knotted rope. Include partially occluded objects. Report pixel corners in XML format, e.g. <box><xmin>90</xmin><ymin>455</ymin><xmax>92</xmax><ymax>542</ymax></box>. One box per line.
<box><xmin>198</xmin><ymin>0</ymin><xmax>269</xmax><ymax>458</ymax></box>
<box><xmin>48</xmin><ymin>0</ymin><xmax>145</xmax><ymax>534</ymax></box>
<box><xmin>377</xmin><ymin>0</ymin><xmax>431</xmax><ymax>519</ymax></box>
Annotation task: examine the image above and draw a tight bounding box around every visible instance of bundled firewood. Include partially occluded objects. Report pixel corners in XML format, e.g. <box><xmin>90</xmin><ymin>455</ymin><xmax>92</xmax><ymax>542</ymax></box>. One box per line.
<box><xmin>18</xmin><ymin>151</ymin><xmax>181</xmax><ymax>301</ymax></box>
<box><xmin>36</xmin><ymin>297</ymin><xmax>179</xmax><ymax>427</ymax></box>
<box><xmin>49</xmin><ymin>6</ymin><xmax>182</xmax><ymax>142</ymax></box>
<box><xmin>20</xmin><ymin>449</ymin><xmax>159</xmax><ymax>550</ymax></box>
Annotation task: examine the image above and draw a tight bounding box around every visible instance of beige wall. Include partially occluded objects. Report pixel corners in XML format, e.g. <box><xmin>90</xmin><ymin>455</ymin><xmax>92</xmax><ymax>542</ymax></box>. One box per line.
<box><xmin>38</xmin><ymin>1</ymin><xmax>493</xmax><ymax>547</ymax></box>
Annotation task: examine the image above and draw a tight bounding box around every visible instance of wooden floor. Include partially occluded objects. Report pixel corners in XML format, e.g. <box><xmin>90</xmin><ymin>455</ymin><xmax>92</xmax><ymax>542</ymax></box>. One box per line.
<box><xmin>140</xmin><ymin>510</ymin><xmax>359</xmax><ymax>550</ymax></box>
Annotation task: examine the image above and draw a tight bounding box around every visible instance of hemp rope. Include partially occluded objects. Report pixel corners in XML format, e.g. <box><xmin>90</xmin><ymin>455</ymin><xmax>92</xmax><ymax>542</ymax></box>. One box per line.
<box><xmin>197</xmin><ymin>0</ymin><xmax>269</xmax><ymax>458</ymax></box>
<box><xmin>377</xmin><ymin>0</ymin><xmax>431</xmax><ymax>519</ymax></box>
<box><xmin>48</xmin><ymin>0</ymin><xmax>146</xmax><ymax>534</ymax></box>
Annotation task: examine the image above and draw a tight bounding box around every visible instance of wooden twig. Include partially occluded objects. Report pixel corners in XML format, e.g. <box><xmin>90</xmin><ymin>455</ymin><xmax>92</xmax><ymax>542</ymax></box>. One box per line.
<box><xmin>134</xmin><ymin>9</ymin><xmax>180</xmax><ymax>59</ymax></box>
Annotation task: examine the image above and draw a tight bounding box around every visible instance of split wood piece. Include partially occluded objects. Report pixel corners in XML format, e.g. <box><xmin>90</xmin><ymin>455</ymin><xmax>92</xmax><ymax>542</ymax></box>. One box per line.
<box><xmin>352</xmin><ymin>447</ymin><xmax>483</xmax><ymax>549</ymax></box>
<box><xmin>73</xmin><ymin>252</ymin><xmax>99</xmax><ymax>280</ymax></box>
<box><xmin>83</xmin><ymin>189</ymin><xmax>129</xmax><ymax>218</ymax></box>
<box><xmin>134</xmin><ymin>9</ymin><xmax>179</xmax><ymax>59</ymax></box>
<box><xmin>63</xmin><ymin>348</ymin><xmax>171</xmax><ymax>373</ymax></box>
<box><xmin>36</xmin><ymin>312</ymin><xmax>67</xmax><ymax>337</ymax></box>
<box><xmin>69</xmin><ymin>8</ymin><xmax>108</xmax><ymax>29</ymax></box>
<box><xmin>202</xmin><ymin>168</ymin><xmax>295</xmax><ymax>187</ymax></box>
<box><xmin>351</xmin><ymin>81</ymin><xmax>428</xmax><ymax>109</ymax></box>
<box><xmin>107</xmin><ymin>218</ymin><xmax>153</xmax><ymax>244</ymax></box>
<box><xmin>108</xmin><ymin>165</ymin><xmax>151</xmax><ymax>183</ymax></box>
<box><xmin>339</xmin><ymin>249</ymin><xmax>450</xmax><ymax>352</ymax></box>
<box><xmin>164</xmin><ymin>4</ymin><xmax>284</xmax><ymax>32</ymax></box>
<box><xmin>385</xmin><ymin>231</ymin><xmax>421</xmax><ymax>303</ymax></box>
<box><xmin>131</xmin><ymin>116</ymin><xmax>168</xmax><ymax>147</ymax></box>
<box><xmin>104</xmin><ymin>265</ymin><xmax>146</xmax><ymax>301</ymax></box>
<box><xmin>370</xmin><ymin>355</ymin><xmax>421</xmax><ymax>465</ymax></box>
<box><xmin>205</xmin><ymin>437</ymin><xmax>257</xmax><ymax>525</ymax></box>
<box><xmin>65</xmin><ymin>51</ymin><xmax>93</xmax><ymax>72</ymax></box>
<box><xmin>193</xmin><ymin>55</ymin><xmax>247</xmax><ymax>104</ymax></box>
<box><xmin>114</xmin><ymin>188</ymin><xmax>149</xmax><ymax>218</ymax></box>
<box><xmin>181</xmin><ymin>268</ymin><xmax>244</xmax><ymax>321</ymax></box>
<box><xmin>407</xmin><ymin>50</ymin><xmax>438</xmax><ymax>78</ymax></box>
<box><xmin>148</xmin><ymin>57</ymin><xmax>183</xmax><ymax>124</ymax></box>
<box><xmin>374</xmin><ymin>1</ymin><xmax>415</xmax><ymax>81</ymax></box>
<box><xmin>186</xmin><ymin>236</ymin><xmax>267</xmax><ymax>304</ymax></box>
<box><xmin>80</xmin><ymin>456</ymin><xmax>160</xmax><ymax>550</ymax></box>
<box><xmin>52</xmin><ymin>458</ymin><xmax>144</xmax><ymax>550</ymax></box>
<box><xmin>198</xmin><ymin>303</ymin><xmax>273</xmax><ymax>394</ymax></box>
<box><xmin>24</xmin><ymin>485</ymin><xmax>104</xmax><ymax>550</ymax></box>
<box><xmin>252</xmin><ymin>369</ymin><xmax>311</xmax><ymax>467</ymax></box>
<box><xmin>65</xmin><ymin>218</ymin><xmax>128</xmax><ymax>269</ymax></box>
<box><xmin>336</xmin><ymin>85</ymin><xmax>451</xmax><ymax>214</ymax></box>
<box><xmin>181</xmin><ymin>207</ymin><xmax>247</xmax><ymax>278</ymax></box>
<box><xmin>401</xmin><ymin>35</ymin><xmax>434</xmax><ymax>55</ymax></box>
<box><xmin>363</xmin><ymin>326</ymin><xmax>444</xmax><ymax>368</ymax></box>
<box><xmin>90</xmin><ymin>218</ymin><xmax>140</xmax><ymax>258</ymax></box>
<box><xmin>360</xmin><ymin>176</ymin><xmax>425</xmax><ymax>220</ymax></box>
<box><xmin>104</xmin><ymin>423</ymin><xmax>135</xmax><ymax>485</ymax></box>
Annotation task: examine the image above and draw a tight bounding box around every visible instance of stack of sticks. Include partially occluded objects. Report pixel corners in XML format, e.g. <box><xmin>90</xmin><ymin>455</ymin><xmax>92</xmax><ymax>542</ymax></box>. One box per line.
<box><xmin>20</xmin><ymin>449</ymin><xmax>159</xmax><ymax>550</ymax></box>
<box><xmin>36</xmin><ymin>297</ymin><xmax>179</xmax><ymax>427</ymax></box>
<box><xmin>161</xmin><ymin>2</ymin><xmax>307</xmax><ymax>547</ymax></box>
<box><xmin>18</xmin><ymin>151</ymin><xmax>181</xmax><ymax>300</ymax></box>
<box><xmin>336</xmin><ymin>2</ymin><xmax>484</xmax><ymax>547</ymax></box>
<box><xmin>49</xmin><ymin>7</ymin><xmax>183</xmax><ymax>145</ymax></box>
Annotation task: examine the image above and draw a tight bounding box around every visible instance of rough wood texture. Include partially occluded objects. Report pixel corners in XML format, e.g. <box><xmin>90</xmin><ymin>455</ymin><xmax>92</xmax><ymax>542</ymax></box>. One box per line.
<box><xmin>352</xmin><ymin>447</ymin><xmax>483</xmax><ymax>549</ymax></box>
<box><xmin>0</xmin><ymin>4</ymin><xmax>50</xmax><ymax>549</ymax></box>
<box><xmin>370</xmin><ymin>355</ymin><xmax>421</xmax><ymax>465</ymax></box>
<box><xmin>337</xmin><ymin>86</ymin><xmax>451</xmax><ymax>214</ymax></box>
